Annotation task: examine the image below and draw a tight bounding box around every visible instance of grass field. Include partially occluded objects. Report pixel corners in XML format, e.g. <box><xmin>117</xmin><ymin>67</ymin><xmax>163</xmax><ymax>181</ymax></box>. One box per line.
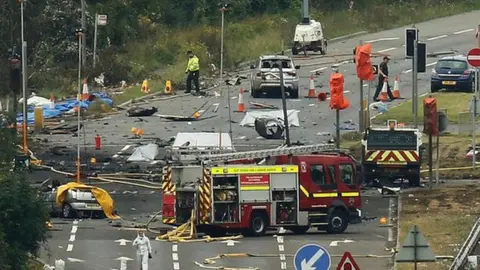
<box><xmin>396</xmin><ymin>184</ymin><xmax>480</xmax><ymax>270</ymax></box>
<box><xmin>372</xmin><ymin>93</ymin><xmax>473</xmax><ymax>125</ymax></box>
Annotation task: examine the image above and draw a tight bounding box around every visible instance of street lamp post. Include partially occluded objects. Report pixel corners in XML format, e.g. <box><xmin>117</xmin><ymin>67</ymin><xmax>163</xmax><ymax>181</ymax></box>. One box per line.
<box><xmin>75</xmin><ymin>28</ymin><xmax>83</xmax><ymax>183</ymax></box>
<box><xmin>219</xmin><ymin>5</ymin><xmax>227</xmax><ymax>85</ymax></box>
<box><xmin>20</xmin><ymin>0</ymin><xmax>28</xmax><ymax>154</ymax></box>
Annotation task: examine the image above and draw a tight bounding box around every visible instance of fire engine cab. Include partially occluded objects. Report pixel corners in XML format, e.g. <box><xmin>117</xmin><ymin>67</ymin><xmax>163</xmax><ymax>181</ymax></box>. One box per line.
<box><xmin>161</xmin><ymin>135</ymin><xmax>362</xmax><ymax>236</ymax></box>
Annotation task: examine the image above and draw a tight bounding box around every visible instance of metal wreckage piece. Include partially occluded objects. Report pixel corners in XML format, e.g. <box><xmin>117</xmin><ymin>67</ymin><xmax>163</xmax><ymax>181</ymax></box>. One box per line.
<box><xmin>254</xmin><ymin>117</ymin><xmax>285</xmax><ymax>140</ymax></box>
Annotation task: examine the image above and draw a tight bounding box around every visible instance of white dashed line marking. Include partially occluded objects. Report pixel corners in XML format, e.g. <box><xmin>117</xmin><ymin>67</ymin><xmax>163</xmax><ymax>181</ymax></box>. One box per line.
<box><xmin>365</xmin><ymin>37</ymin><xmax>399</xmax><ymax>43</ymax></box>
<box><xmin>71</xmin><ymin>225</ymin><xmax>78</xmax><ymax>234</ymax></box>
<box><xmin>69</xmin><ymin>235</ymin><xmax>76</xmax><ymax>242</ymax></box>
<box><xmin>310</xmin><ymin>67</ymin><xmax>327</xmax><ymax>73</ymax></box>
<box><xmin>378</xmin><ymin>47</ymin><xmax>397</xmax><ymax>53</ymax></box>
<box><xmin>66</xmin><ymin>244</ymin><xmax>73</xmax><ymax>252</ymax></box>
<box><xmin>66</xmin><ymin>220</ymin><xmax>79</xmax><ymax>252</ymax></box>
<box><xmin>427</xmin><ymin>34</ymin><xmax>448</xmax><ymax>41</ymax></box>
<box><xmin>454</xmin><ymin>29</ymin><xmax>474</xmax><ymax>34</ymax></box>
<box><xmin>120</xmin><ymin>145</ymin><xmax>131</xmax><ymax>152</ymax></box>
<box><xmin>278</xmin><ymin>245</ymin><xmax>284</xmax><ymax>251</ymax></box>
<box><xmin>112</xmin><ymin>154</ymin><xmax>119</xmax><ymax>158</ymax></box>
<box><xmin>73</xmin><ymin>220</ymin><xmax>78</xmax><ymax>225</ymax></box>
<box><xmin>277</xmin><ymin>232</ymin><xmax>287</xmax><ymax>270</ymax></box>
<box><xmin>172</xmin><ymin>244</ymin><xmax>180</xmax><ymax>270</ymax></box>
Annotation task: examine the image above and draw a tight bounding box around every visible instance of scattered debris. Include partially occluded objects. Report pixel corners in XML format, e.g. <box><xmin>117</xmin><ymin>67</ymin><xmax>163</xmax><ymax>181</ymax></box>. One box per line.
<box><xmin>240</xmin><ymin>110</ymin><xmax>300</xmax><ymax>127</ymax></box>
<box><xmin>254</xmin><ymin>118</ymin><xmax>285</xmax><ymax>140</ymax></box>
<box><xmin>126</xmin><ymin>106</ymin><xmax>158</xmax><ymax>117</ymax></box>
<box><xmin>127</xmin><ymin>144</ymin><xmax>160</xmax><ymax>162</ymax></box>
<box><xmin>249</xmin><ymin>101</ymin><xmax>278</xmax><ymax>109</ymax></box>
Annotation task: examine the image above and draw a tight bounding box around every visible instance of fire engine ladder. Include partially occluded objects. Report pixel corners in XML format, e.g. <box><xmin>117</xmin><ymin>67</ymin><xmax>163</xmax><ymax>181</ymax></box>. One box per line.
<box><xmin>199</xmin><ymin>143</ymin><xmax>336</xmax><ymax>163</ymax></box>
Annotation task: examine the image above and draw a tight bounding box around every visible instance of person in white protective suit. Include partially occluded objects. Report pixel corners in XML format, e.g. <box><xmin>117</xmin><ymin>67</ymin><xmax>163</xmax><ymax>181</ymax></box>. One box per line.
<box><xmin>132</xmin><ymin>231</ymin><xmax>152</xmax><ymax>270</ymax></box>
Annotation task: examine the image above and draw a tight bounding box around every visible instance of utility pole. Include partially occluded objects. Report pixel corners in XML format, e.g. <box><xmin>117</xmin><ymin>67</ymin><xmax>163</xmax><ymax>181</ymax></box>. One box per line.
<box><xmin>93</xmin><ymin>13</ymin><xmax>98</xmax><ymax>68</ymax></box>
<box><xmin>20</xmin><ymin>0</ymin><xmax>28</xmax><ymax>154</ymax></box>
<box><xmin>81</xmin><ymin>0</ymin><xmax>87</xmax><ymax>67</ymax></box>
<box><xmin>76</xmin><ymin>28</ymin><xmax>83</xmax><ymax>183</ymax></box>
<box><xmin>358</xmin><ymin>40</ymin><xmax>364</xmax><ymax>132</ymax></box>
<box><xmin>219</xmin><ymin>5</ymin><xmax>227</xmax><ymax>86</ymax></box>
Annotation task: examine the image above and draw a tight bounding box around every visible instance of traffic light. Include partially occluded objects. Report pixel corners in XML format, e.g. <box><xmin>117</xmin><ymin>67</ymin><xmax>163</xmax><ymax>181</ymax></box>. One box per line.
<box><xmin>9</xmin><ymin>54</ymin><xmax>21</xmax><ymax>94</ymax></box>
<box><xmin>405</xmin><ymin>28</ymin><xmax>418</xmax><ymax>58</ymax></box>
<box><xmin>423</xmin><ymin>97</ymin><xmax>438</xmax><ymax>135</ymax></box>
<box><xmin>417</xmin><ymin>42</ymin><xmax>426</xmax><ymax>72</ymax></box>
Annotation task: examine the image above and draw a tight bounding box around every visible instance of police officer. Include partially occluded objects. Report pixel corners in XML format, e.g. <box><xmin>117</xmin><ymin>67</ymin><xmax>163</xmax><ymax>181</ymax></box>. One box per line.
<box><xmin>373</xmin><ymin>56</ymin><xmax>395</xmax><ymax>101</ymax></box>
<box><xmin>185</xmin><ymin>50</ymin><xmax>200</xmax><ymax>94</ymax></box>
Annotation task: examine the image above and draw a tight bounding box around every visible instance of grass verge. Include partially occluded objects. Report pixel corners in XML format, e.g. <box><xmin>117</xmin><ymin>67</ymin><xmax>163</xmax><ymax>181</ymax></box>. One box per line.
<box><xmin>48</xmin><ymin>1</ymin><xmax>479</xmax><ymax>104</ymax></box>
<box><xmin>372</xmin><ymin>93</ymin><xmax>473</xmax><ymax>125</ymax></box>
<box><xmin>340</xmin><ymin>131</ymin><xmax>480</xmax><ymax>179</ymax></box>
<box><xmin>396</xmin><ymin>184</ymin><xmax>480</xmax><ymax>270</ymax></box>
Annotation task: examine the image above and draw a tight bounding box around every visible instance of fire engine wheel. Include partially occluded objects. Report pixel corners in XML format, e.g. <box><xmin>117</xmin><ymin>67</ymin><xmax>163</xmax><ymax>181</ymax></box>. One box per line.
<box><xmin>326</xmin><ymin>209</ymin><xmax>348</xmax><ymax>234</ymax></box>
<box><xmin>249</xmin><ymin>213</ymin><xmax>268</xmax><ymax>236</ymax></box>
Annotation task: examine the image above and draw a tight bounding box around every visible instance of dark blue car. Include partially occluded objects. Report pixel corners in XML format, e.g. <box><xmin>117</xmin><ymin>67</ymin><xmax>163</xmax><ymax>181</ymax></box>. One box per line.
<box><xmin>430</xmin><ymin>55</ymin><xmax>474</xmax><ymax>93</ymax></box>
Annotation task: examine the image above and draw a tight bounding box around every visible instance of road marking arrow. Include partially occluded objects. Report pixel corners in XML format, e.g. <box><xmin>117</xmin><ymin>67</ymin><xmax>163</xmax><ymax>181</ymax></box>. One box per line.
<box><xmin>67</xmin><ymin>257</ymin><xmax>84</xmax><ymax>263</ymax></box>
<box><xmin>301</xmin><ymin>248</ymin><xmax>325</xmax><ymax>270</ymax></box>
<box><xmin>115</xmin><ymin>239</ymin><xmax>132</xmax><ymax>246</ymax></box>
<box><xmin>329</xmin><ymin>239</ymin><xmax>355</xmax><ymax>247</ymax></box>
<box><xmin>115</xmin><ymin>257</ymin><xmax>133</xmax><ymax>270</ymax></box>
<box><xmin>221</xmin><ymin>239</ymin><xmax>240</xmax><ymax>247</ymax></box>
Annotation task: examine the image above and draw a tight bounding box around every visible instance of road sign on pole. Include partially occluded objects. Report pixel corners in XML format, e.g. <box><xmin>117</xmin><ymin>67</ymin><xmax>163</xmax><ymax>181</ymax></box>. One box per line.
<box><xmin>97</xmin><ymin>15</ymin><xmax>107</xmax><ymax>26</ymax></box>
<box><xmin>294</xmin><ymin>244</ymin><xmax>331</xmax><ymax>270</ymax></box>
<box><xmin>467</xmin><ymin>48</ymin><xmax>480</xmax><ymax>67</ymax></box>
<box><xmin>396</xmin><ymin>225</ymin><xmax>436</xmax><ymax>268</ymax></box>
<box><xmin>336</xmin><ymin>252</ymin><xmax>360</xmax><ymax>270</ymax></box>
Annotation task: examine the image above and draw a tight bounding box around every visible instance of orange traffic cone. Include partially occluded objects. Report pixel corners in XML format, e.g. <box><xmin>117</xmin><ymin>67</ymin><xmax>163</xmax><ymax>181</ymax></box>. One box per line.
<box><xmin>306</xmin><ymin>75</ymin><xmax>316</xmax><ymax>98</ymax></box>
<box><xmin>235</xmin><ymin>88</ymin><xmax>245</xmax><ymax>112</ymax></box>
<box><xmin>164</xmin><ymin>80</ymin><xmax>172</xmax><ymax>94</ymax></box>
<box><xmin>141</xmin><ymin>79</ymin><xmax>150</xmax><ymax>93</ymax></box>
<box><xmin>49</xmin><ymin>93</ymin><xmax>55</xmax><ymax>109</ymax></box>
<box><xmin>82</xmin><ymin>77</ymin><xmax>89</xmax><ymax>100</ymax></box>
<box><xmin>392</xmin><ymin>75</ymin><xmax>401</xmax><ymax>98</ymax></box>
<box><xmin>379</xmin><ymin>79</ymin><xmax>390</xmax><ymax>101</ymax></box>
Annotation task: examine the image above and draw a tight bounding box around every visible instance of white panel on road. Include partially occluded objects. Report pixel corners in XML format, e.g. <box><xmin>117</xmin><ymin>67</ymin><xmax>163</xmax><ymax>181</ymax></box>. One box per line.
<box><xmin>66</xmin><ymin>244</ymin><xmax>73</xmax><ymax>252</ymax></box>
<box><xmin>71</xmin><ymin>226</ymin><xmax>78</xmax><ymax>234</ymax></box>
<box><xmin>69</xmin><ymin>235</ymin><xmax>76</xmax><ymax>242</ymax></box>
<box><xmin>172</xmin><ymin>244</ymin><xmax>178</xmax><ymax>252</ymax></box>
<box><xmin>172</xmin><ymin>253</ymin><xmax>178</xmax><ymax>261</ymax></box>
<box><xmin>173</xmin><ymin>262</ymin><xmax>180</xmax><ymax>270</ymax></box>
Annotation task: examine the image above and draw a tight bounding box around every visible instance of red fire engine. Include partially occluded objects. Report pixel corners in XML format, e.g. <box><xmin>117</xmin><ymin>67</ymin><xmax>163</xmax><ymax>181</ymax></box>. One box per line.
<box><xmin>161</xmin><ymin>143</ymin><xmax>362</xmax><ymax>236</ymax></box>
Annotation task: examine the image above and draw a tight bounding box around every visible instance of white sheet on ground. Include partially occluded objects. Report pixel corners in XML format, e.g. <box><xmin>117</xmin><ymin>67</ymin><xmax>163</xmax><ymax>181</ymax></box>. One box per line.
<box><xmin>18</xmin><ymin>95</ymin><xmax>51</xmax><ymax>106</ymax></box>
<box><xmin>127</xmin><ymin>143</ymin><xmax>159</xmax><ymax>162</ymax></box>
<box><xmin>240</xmin><ymin>110</ymin><xmax>300</xmax><ymax>127</ymax></box>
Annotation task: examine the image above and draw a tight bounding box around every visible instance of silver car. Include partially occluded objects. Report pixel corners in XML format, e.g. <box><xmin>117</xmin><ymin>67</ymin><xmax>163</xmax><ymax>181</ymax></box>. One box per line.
<box><xmin>250</xmin><ymin>55</ymin><xmax>300</xmax><ymax>98</ymax></box>
<box><xmin>44</xmin><ymin>188</ymin><xmax>104</xmax><ymax>218</ymax></box>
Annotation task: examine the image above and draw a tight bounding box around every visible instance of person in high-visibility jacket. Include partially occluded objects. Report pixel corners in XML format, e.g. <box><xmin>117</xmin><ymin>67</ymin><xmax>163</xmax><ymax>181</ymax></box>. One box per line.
<box><xmin>185</xmin><ymin>50</ymin><xmax>200</xmax><ymax>94</ymax></box>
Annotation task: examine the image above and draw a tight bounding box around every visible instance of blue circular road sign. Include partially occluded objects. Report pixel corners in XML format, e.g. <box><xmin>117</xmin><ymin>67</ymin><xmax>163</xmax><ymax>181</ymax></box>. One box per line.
<box><xmin>293</xmin><ymin>244</ymin><xmax>331</xmax><ymax>270</ymax></box>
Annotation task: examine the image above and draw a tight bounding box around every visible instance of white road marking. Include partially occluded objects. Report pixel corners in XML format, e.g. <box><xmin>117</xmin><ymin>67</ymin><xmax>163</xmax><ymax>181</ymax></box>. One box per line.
<box><xmin>281</xmin><ymin>262</ymin><xmax>287</xmax><ymax>269</ymax></box>
<box><xmin>172</xmin><ymin>253</ymin><xmax>178</xmax><ymax>261</ymax></box>
<box><xmin>365</xmin><ymin>37</ymin><xmax>399</xmax><ymax>43</ymax></box>
<box><xmin>277</xmin><ymin>232</ymin><xmax>286</xmax><ymax>269</ymax></box>
<box><xmin>73</xmin><ymin>220</ymin><xmax>78</xmax><ymax>225</ymax></box>
<box><xmin>278</xmin><ymin>245</ymin><xmax>284</xmax><ymax>251</ymax></box>
<box><xmin>71</xmin><ymin>226</ymin><xmax>78</xmax><ymax>234</ymax></box>
<box><xmin>280</xmin><ymin>254</ymin><xmax>286</xmax><ymax>260</ymax></box>
<box><xmin>404</xmin><ymin>62</ymin><xmax>436</xmax><ymax>73</ymax></box>
<box><xmin>69</xmin><ymin>235</ymin><xmax>76</xmax><ymax>242</ymax></box>
<box><xmin>454</xmin><ymin>29</ymin><xmax>474</xmax><ymax>34</ymax></box>
<box><xmin>310</xmin><ymin>67</ymin><xmax>327</xmax><ymax>73</ymax></box>
<box><xmin>112</xmin><ymin>154</ymin><xmax>119</xmax><ymax>158</ymax></box>
<box><xmin>172</xmin><ymin>244</ymin><xmax>180</xmax><ymax>269</ymax></box>
<box><xmin>120</xmin><ymin>145</ymin><xmax>131</xmax><ymax>152</ymax></box>
<box><xmin>66</xmin><ymin>244</ymin><xmax>73</xmax><ymax>252</ymax></box>
<box><xmin>427</xmin><ymin>34</ymin><xmax>448</xmax><ymax>41</ymax></box>
<box><xmin>172</xmin><ymin>244</ymin><xmax>178</xmax><ymax>252</ymax></box>
<box><xmin>378</xmin><ymin>47</ymin><xmax>396</xmax><ymax>53</ymax></box>
<box><xmin>173</xmin><ymin>262</ymin><xmax>180</xmax><ymax>270</ymax></box>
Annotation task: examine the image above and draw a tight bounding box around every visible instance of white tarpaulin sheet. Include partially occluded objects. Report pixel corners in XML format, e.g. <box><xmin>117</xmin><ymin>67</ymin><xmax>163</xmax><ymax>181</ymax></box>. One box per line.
<box><xmin>18</xmin><ymin>94</ymin><xmax>51</xmax><ymax>106</ymax></box>
<box><xmin>240</xmin><ymin>110</ymin><xmax>300</xmax><ymax>127</ymax></box>
<box><xmin>127</xmin><ymin>143</ymin><xmax>159</xmax><ymax>162</ymax></box>
<box><xmin>172</xmin><ymin>132</ymin><xmax>234</xmax><ymax>151</ymax></box>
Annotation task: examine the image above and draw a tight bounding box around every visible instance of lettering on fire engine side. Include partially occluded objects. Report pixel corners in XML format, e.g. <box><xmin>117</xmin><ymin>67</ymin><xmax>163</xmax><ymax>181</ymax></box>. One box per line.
<box><xmin>211</xmin><ymin>165</ymin><xmax>298</xmax><ymax>175</ymax></box>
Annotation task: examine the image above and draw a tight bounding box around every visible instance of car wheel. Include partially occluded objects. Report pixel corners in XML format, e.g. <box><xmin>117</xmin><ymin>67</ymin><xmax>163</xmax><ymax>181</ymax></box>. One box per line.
<box><xmin>289</xmin><ymin>226</ymin><xmax>309</xmax><ymax>234</ymax></box>
<box><xmin>249</xmin><ymin>212</ymin><xmax>268</xmax><ymax>236</ymax></box>
<box><xmin>290</xmin><ymin>88</ymin><xmax>299</xmax><ymax>99</ymax></box>
<box><xmin>62</xmin><ymin>204</ymin><xmax>73</xmax><ymax>219</ymax></box>
<box><xmin>326</xmin><ymin>209</ymin><xmax>348</xmax><ymax>234</ymax></box>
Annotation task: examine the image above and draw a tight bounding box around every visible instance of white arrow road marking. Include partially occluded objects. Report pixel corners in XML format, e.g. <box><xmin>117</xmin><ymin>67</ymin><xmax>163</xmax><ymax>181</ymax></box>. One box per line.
<box><xmin>221</xmin><ymin>240</ymin><xmax>240</xmax><ymax>247</ymax></box>
<box><xmin>329</xmin><ymin>239</ymin><xmax>355</xmax><ymax>247</ymax></box>
<box><xmin>66</xmin><ymin>244</ymin><xmax>73</xmax><ymax>252</ymax></box>
<box><xmin>67</xmin><ymin>257</ymin><xmax>84</xmax><ymax>262</ymax></box>
<box><xmin>427</xmin><ymin>34</ymin><xmax>448</xmax><ymax>41</ymax></box>
<box><xmin>114</xmin><ymin>239</ymin><xmax>132</xmax><ymax>246</ymax></box>
<box><xmin>454</xmin><ymin>29</ymin><xmax>474</xmax><ymax>34</ymax></box>
<box><xmin>115</xmin><ymin>257</ymin><xmax>133</xmax><ymax>270</ymax></box>
<box><xmin>301</xmin><ymin>248</ymin><xmax>325</xmax><ymax>270</ymax></box>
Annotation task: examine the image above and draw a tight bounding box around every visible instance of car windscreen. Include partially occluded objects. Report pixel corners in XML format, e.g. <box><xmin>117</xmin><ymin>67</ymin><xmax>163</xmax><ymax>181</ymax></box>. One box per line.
<box><xmin>436</xmin><ymin>60</ymin><xmax>468</xmax><ymax>69</ymax></box>
<box><xmin>261</xmin><ymin>60</ymin><xmax>292</xmax><ymax>69</ymax></box>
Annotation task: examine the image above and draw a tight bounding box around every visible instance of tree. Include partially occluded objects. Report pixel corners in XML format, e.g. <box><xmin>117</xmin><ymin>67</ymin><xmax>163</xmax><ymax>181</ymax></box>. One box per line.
<box><xmin>0</xmin><ymin>129</ymin><xmax>49</xmax><ymax>269</ymax></box>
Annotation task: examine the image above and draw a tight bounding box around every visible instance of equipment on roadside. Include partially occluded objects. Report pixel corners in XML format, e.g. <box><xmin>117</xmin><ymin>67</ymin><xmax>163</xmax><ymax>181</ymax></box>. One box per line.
<box><xmin>161</xmin><ymin>133</ymin><xmax>362</xmax><ymax>237</ymax></box>
<box><xmin>361</xmin><ymin>122</ymin><xmax>423</xmax><ymax>186</ymax></box>
<box><xmin>291</xmin><ymin>0</ymin><xmax>327</xmax><ymax>55</ymax></box>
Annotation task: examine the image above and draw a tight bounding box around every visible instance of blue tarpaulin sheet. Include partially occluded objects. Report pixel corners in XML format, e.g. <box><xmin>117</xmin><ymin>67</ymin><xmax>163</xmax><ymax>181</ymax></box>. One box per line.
<box><xmin>17</xmin><ymin>92</ymin><xmax>113</xmax><ymax>124</ymax></box>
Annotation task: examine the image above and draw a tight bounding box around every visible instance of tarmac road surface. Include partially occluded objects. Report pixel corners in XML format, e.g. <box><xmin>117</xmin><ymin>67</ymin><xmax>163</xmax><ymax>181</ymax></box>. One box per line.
<box><xmin>40</xmin><ymin>192</ymin><xmax>392</xmax><ymax>270</ymax></box>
